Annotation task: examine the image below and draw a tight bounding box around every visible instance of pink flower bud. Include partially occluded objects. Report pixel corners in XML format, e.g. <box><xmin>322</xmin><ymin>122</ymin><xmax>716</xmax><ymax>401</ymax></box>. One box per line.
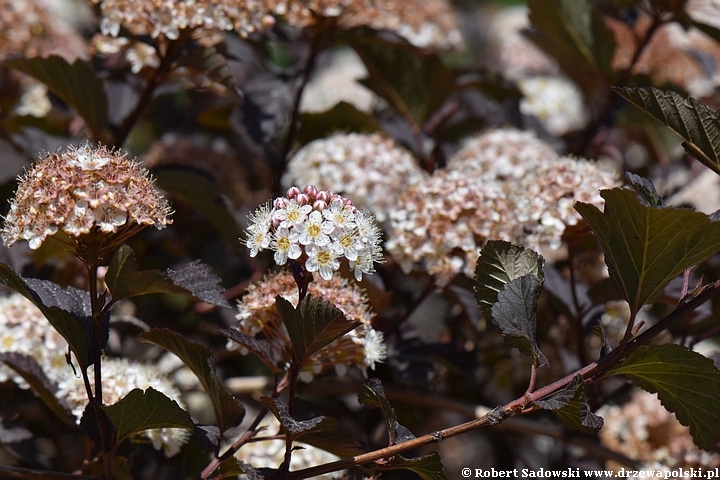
<box><xmin>296</xmin><ymin>193</ymin><xmax>309</xmax><ymax>205</ymax></box>
<box><xmin>316</xmin><ymin>190</ymin><xmax>331</xmax><ymax>203</ymax></box>
<box><xmin>286</xmin><ymin>186</ymin><xmax>301</xmax><ymax>198</ymax></box>
<box><xmin>303</xmin><ymin>185</ymin><xmax>318</xmax><ymax>198</ymax></box>
<box><xmin>274</xmin><ymin>197</ymin><xmax>289</xmax><ymax>209</ymax></box>
<box><xmin>313</xmin><ymin>200</ymin><xmax>327</xmax><ymax>210</ymax></box>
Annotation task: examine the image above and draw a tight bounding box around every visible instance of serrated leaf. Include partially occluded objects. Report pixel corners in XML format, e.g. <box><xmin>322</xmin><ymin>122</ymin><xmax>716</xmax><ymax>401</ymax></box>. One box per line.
<box><xmin>219</xmin><ymin>328</ymin><xmax>285</xmax><ymax>373</ymax></box>
<box><xmin>154</xmin><ymin>167</ymin><xmax>243</xmax><ymax>245</ymax></box>
<box><xmin>535</xmin><ymin>375</ymin><xmax>582</xmax><ymax>411</ymax></box>
<box><xmin>607</xmin><ymin>344</ymin><xmax>720</xmax><ymax>450</ymax></box>
<box><xmin>625</xmin><ymin>172</ymin><xmax>665</xmax><ymax>207</ymax></box>
<box><xmin>575</xmin><ymin>188</ymin><xmax>720</xmax><ymax>314</ymax></box>
<box><xmin>0</xmin><ymin>264</ymin><xmax>90</xmax><ymax>369</ymax></box>
<box><xmin>358</xmin><ymin>378</ymin><xmax>415</xmax><ymax>446</ymax></box>
<box><xmin>474</xmin><ymin>240</ymin><xmax>544</xmax><ymax>321</ymax></box>
<box><xmin>614</xmin><ymin>87</ymin><xmax>720</xmax><ymax>175</ymax></box>
<box><xmin>257</xmin><ymin>396</ymin><xmax>338</xmax><ymax>443</ymax></box>
<box><xmin>548</xmin><ymin>377</ymin><xmax>603</xmax><ymax>434</ymax></box>
<box><xmin>102</xmin><ymin>387</ymin><xmax>194</xmax><ymax>443</ymax></box>
<box><xmin>0</xmin><ymin>353</ymin><xmax>73</xmax><ymax>425</ymax></box>
<box><xmin>105</xmin><ymin>245</ymin><xmax>230</xmax><ymax>308</ymax></box>
<box><xmin>526</xmin><ymin>0</ymin><xmax>616</xmax><ymax>94</ymax></box>
<box><xmin>276</xmin><ymin>295</ymin><xmax>359</xmax><ymax>364</ymax></box>
<box><xmin>297</xmin><ymin>101</ymin><xmax>381</xmax><ymax>146</ymax></box>
<box><xmin>194</xmin><ymin>423</ymin><xmax>221</xmax><ymax>451</ymax></box>
<box><xmin>491</xmin><ymin>275</ymin><xmax>548</xmax><ymax>368</ymax></box>
<box><xmin>349</xmin><ymin>36</ymin><xmax>457</xmax><ymax>124</ymax></box>
<box><xmin>138</xmin><ymin>328</ymin><xmax>244</xmax><ymax>432</ymax></box>
<box><xmin>2</xmin><ymin>56</ymin><xmax>107</xmax><ymax>133</ymax></box>
<box><xmin>383</xmin><ymin>453</ymin><xmax>448</xmax><ymax>480</ymax></box>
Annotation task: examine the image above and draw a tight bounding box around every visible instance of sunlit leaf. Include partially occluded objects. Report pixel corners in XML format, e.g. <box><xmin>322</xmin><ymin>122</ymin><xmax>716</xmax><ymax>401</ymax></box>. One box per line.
<box><xmin>614</xmin><ymin>87</ymin><xmax>720</xmax><ymax>175</ymax></box>
<box><xmin>2</xmin><ymin>56</ymin><xmax>107</xmax><ymax>133</ymax></box>
<box><xmin>575</xmin><ymin>188</ymin><xmax>720</xmax><ymax>313</ymax></box>
<box><xmin>491</xmin><ymin>275</ymin><xmax>548</xmax><ymax>368</ymax></box>
<box><xmin>138</xmin><ymin>328</ymin><xmax>244</xmax><ymax>432</ymax></box>
<box><xmin>0</xmin><ymin>265</ymin><xmax>90</xmax><ymax>369</ymax></box>
<box><xmin>625</xmin><ymin>172</ymin><xmax>665</xmax><ymax>207</ymax></box>
<box><xmin>276</xmin><ymin>295</ymin><xmax>359</xmax><ymax>364</ymax></box>
<box><xmin>103</xmin><ymin>387</ymin><xmax>194</xmax><ymax>443</ymax></box>
<box><xmin>608</xmin><ymin>345</ymin><xmax>720</xmax><ymax>450</ymax></box>
<box><xmin>474</xmin><ymin>240</ymin><xmax>544</xmax><ymax>321</ymax></box>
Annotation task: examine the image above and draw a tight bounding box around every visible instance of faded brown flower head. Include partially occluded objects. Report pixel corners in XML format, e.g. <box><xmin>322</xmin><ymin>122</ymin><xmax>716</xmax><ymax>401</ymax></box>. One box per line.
<box><xmin>92</xmin><ymin>0</ymin><xmax>461</xmax><ymax>49</ymax></box>
<box><xmin>283</xmin><ymin>133</ymin><xmax>427</xmax><ymax>223</ymax></box>
<box><xmin>227</xmin><ymin>271</ymin><xmax>386</xmax><ymax>381</ymax></box>
<box><xmin>598</xmin><ymin>389</ymin><xmax>720</xmax><ymax>471</ymax></box>
<box><xmin>386</xmin><ymin>129</ymin><xmax>620</xmax><ymax>285</ymax></box>
<box><xmin>2</xmin><ymin>143</ymin><xmax>172</xmax><ymax>252</ymax></box>
<box><xmin>0</xmin><ymin>0</ymin><xmax>87</xmax><ymax>61</ymax></box>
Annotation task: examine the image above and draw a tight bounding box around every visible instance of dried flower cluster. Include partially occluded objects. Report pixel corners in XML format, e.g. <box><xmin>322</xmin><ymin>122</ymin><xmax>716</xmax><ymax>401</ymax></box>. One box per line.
<box><xmin>92</xmin><ymin>0</ymin><xmax>461</xmax><ymax>49</ymax></box>
<box><xmin>386</xmin><ymin>129</ymin><xmax>619</xmax><ymax>285</ymax></box>
<box><xmin>227</xmin><ymin>271</ymin><xmax>386</xmax><ymax>380</ymax></box>
<box><xmin>598</xmin><ymin>389</ymin><xmax>720</xmax><ymax>471</ymax></box>
<box><xmin>0</xmin><ymin>0</ymin><xmax>86</xmax><ymax>61</ymax></box>
<box><xmin>245</xmin><ymin>185</ymin><xmax>383</xmax><ymax>281</ymax></box>
<box><xmin>235</xmin><ymin>417</ymin><xmax>342</xmax><ymax>478</ymax></box>
<box><xmin>2</xmin><ymin>143</ymin><xmax>172</xmax><ymax>251</ymax></box>
<box><xmin>283</xmin><ymin>133</ymin><xmax>426</xmax><ymax>223</ymax></box>
<box><xmin>55</xmin><ymin>357</ymin><xmax>191</xmax><ymax>457</ymax></box>
<box><xmin>0</xmin><ymin>293</ymin><xmax>190</xmax><ymax>457</ymax></box>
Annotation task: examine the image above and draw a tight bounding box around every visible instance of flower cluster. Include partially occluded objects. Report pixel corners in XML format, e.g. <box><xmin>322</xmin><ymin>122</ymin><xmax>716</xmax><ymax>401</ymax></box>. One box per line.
<box><xmin>227</xmin><ymin>271</ymin><xmax>386</xmax><ymax>381</ymax></box>
<box><xmin>92</xmin><ymin>0</ymin><xmax>462</xmax><ymax>49</ymax></box>
<box><xmin>386</xmin><ymin>128</ymin><xmax>620</xmax><ymax>285</ymax></box>
<box><xmin>55</xmin><ymin>357</ymin><xmax>191</xmax><ymax>457</ymax></box>
<box><xmin>283</xmin><ymin>133</ymin><xmax>427</xmax><ymax>223</ymax></box>
<box><xmin>0</xmin><ymin>293</ymin><xmax>190</xmax><ymax>457</ymax></box>
<box><xmin>0</xmin><ymin>0</ymin><xmax>86</xmax><ymax>61</ymax></box>
<box><xmin>598</xmin><ymin>389</ymin><xmax>720</xmax><ymax>471</ymax></box>
<box><xmin>517</xmin><ymin>75</ymin><xmax>588</xmax><ymax>136</ymax></box>
<box><xmin>245</xmin><ymin>186</ymin><xmax>383</xmax><ymax>281</ymax></box>
<box><xmin>235</xmin><ymin>417</ymin><xmax>343</xmax><ymax>478</ymax></box>
<box><xmin>2</xmin><ymin>143</ymin><xmax>172</xmax><ymax>251</ymax></box>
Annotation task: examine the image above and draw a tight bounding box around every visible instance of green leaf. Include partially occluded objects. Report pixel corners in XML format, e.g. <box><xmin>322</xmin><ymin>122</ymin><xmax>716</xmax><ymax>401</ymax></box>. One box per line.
<box><xmin>607</xmin><ymin>345</ymin><xmax>720</xmax><ymax>450</ymax></box>
<box><xmin>575</xmin><ymin>188</ymin><xmax>720</xmax><ymax>313</ymax></box>
<box><xmin>0</xmin><ymin>353</ymin><xmax>73</xmax><ymax>426</ymax></box>
<box><xmin>383</xmin><ymin>453</ymin><xmax>448</xmax><ymax>480</ymax></box>
<box><xmin>526</xmin><ymin>0</ymin><xmax>616</xmax><ymax>94</ymax></box>
<box><xmin>544</xmin><ymin>376</ymin><xmax>603</xmax><ymax>434</ymax></box>
<box><xmin>257</xmin><ymin>396</ymin><xmax>339</xmax><ymax>443</ymax></box>
<box><xmin>103</xmin><ymin>387</ymin><xmax>194</xmax><ymax>443</ymax></box>
<box><xmin>137</xmin><ymin>328</ymin><xmax>245</xmax><ymax>433</ymax></box>
<box><xmin>474</xmin><ymin>240</ymin><xmax>544</xmax><ymax>322</ymax></box>
<box><xmin>526</xmin><ymin>0</ymin><xmax>615</xmax><ymax>94</ymax></box>
<box><xmin>2</xmin><ymin>56</ymin><xmax>107</xmax><ymax>133</ymax></box>
<box><xmin>276</xmin><ymin>295</ymin><xmax>360</xmax><ymax>364</ymax></box>
<box><xmin>613</xmin><ymin>87</ymin><xmax>720</xmax><ymax>175</ymax></box>
<box><xmin>490</xmin><ymin>275</ymin><xmax>548</xmax><ymax>368</ymax></box>
<box><xmin>624</xmin><ymin>172</ymin><xmax>665</xmax><ymax>207</ymax></box>
<box><xmin>297</xmin><ymin>102</ymin><xmax>381</xmax><ymax>146</ymax></box>
<box><xmin>0</xmin><ymin>264</ymin><xmax>90</xmax><ymax>369</ymax></box>
<box><xmin>219</xmin><ymin>328</ymin><xmax>285</xmax><ymax>373</ymax></box>
<box><xmin>154</xmin><ymin>167</ymin><xmax>244</xmax><ymax>245</ymax></box>
<box><xmin>349</xmin><ymin>36</ymin><xmax>457</xmax><ymax>124</ymax></box>
<box><xmin>105</xmin><ymin>245</ymin><xmax>230</xmax><ymax>307</ymax></box>
<box><xmin>358</xmin><ymin>378</ymin><xmax>415</xmax><ymax>446</ymax></box>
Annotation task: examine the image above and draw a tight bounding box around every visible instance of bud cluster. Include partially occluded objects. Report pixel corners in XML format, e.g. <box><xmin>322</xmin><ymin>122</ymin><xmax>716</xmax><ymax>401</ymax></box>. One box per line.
<box><xmin>1</xmin><ymin>143</ymin><xmax>172</xmax><ymax>251</ymax></box>
<box><xmin>245</xmin><ymin>186</ymin><xmax>383</xmax><ymax>281</ymax></box>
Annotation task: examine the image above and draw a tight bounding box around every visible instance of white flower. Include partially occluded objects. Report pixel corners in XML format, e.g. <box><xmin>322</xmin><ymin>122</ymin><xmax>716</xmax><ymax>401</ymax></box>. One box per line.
<box><xmin>363</xmin><ymin>328</ymin><xmax>387</xmax><ymax>370</ymax></box>
<box><xmin>272</xmin><ymin>226</ymin><xmax>302</xmax><ymax>265</ymax></box>
<box><xmin>70</xmin><ymin>147</ymin><xmax>111</xmax><ymax>171</ymax></box>
<box><xmin>275</xmin><ymin>199</ymin><xmax>312</xmax><ymax>229</ymax></box>
<box><xmin>331</xmin><ymin>228</ymin><xmax>363</xmax><ymax>262</ymax></box>
<box><xmin>296</xmin><ymin>210</ymin><xmax>334</xmax><ymax>247</ymax></box>
<box><xmin>306</xmin><ymin>244</ymin><xmax>340</xmax><ymax>280</ymax></box>
<box><xmin>322</xmin><ymin>199</ymin><xmax>355</xmax><ymax>230</ymax></box>
<box><xmin>93</xmin><ymin>203</ymin><xmax>128</xmax><ymax>233</ymax></box>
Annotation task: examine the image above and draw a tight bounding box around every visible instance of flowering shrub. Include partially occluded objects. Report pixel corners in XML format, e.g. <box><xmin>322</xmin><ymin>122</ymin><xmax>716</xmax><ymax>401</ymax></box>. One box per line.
<box><xmin>1</xmin><ymin>0</ymin><xmax>720</xmax><ymax>479</ymax></box>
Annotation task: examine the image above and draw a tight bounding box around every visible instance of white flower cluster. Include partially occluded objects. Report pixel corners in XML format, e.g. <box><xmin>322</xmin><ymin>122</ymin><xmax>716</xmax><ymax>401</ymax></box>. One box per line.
<box><xmin>386</xmin><ymin>128</ymin><xmax>620</xmax><ymax>285</ymax></box>
<box><xmin>518</xmin><ymin>75</ymin><xmax>588</xmax><ymax>136</ymax></box>
<box><xmin>0</xmin><ymin>293</ymin><xmax>190</xmax><ymax>457</ymax></box>
<box><xmin>283</xmin><ymin>133</ymin><xmax>427</xmax><ymax>223</ymax></box>
<box><xmin>245</xmin><ymin>186</ymin><xmax>383</xmax><ymax>281</ymax></box>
